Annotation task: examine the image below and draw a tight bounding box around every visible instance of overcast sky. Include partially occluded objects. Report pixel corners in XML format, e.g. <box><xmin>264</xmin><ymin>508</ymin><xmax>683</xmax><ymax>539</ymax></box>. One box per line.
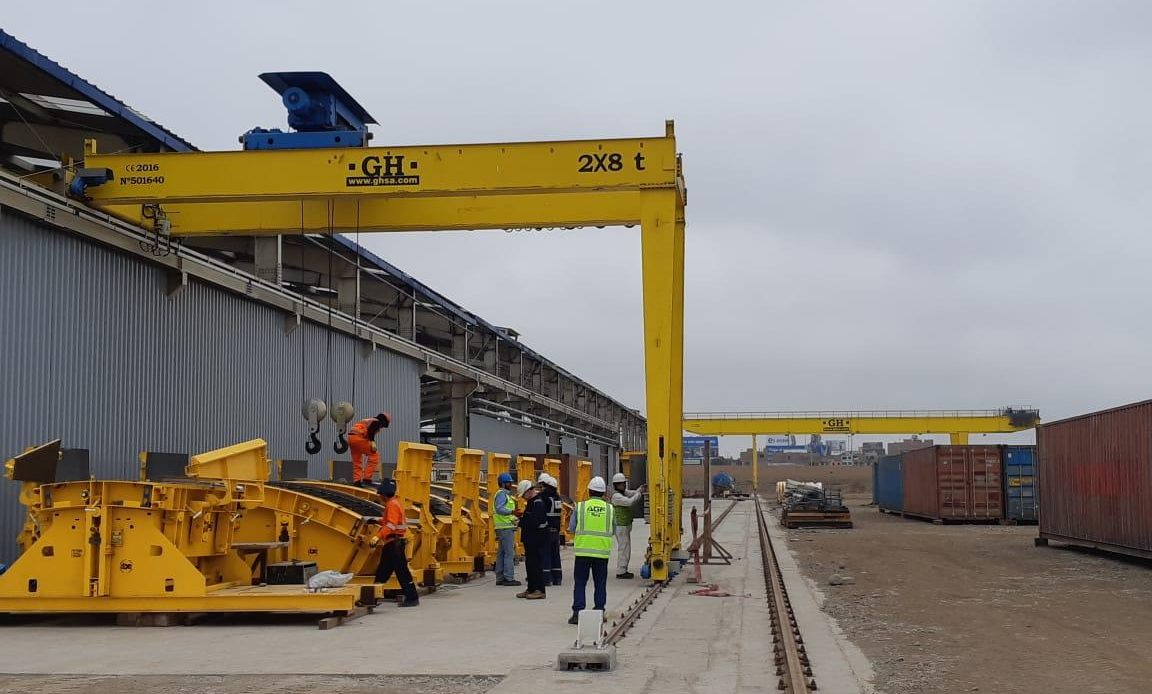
<box><xmin>7</xmin><ymin>2</ymin><xmax>1151</xmax><ymax>453</ymax></box>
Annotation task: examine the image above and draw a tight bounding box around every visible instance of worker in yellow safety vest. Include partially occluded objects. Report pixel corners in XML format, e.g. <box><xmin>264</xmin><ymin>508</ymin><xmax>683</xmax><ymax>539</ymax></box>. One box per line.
<box><xmin>491</xmin><ymin>472</ymin><xmax>521</xmax><ymax>586</ymax></box>
<box><xmin>567</xmin><ymin>476</ymin><xmax>615</xmax><ymax>625</ymax></box>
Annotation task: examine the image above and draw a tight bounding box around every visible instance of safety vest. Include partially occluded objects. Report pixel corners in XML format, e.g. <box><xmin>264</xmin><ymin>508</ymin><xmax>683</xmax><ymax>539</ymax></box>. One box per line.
<box><xmin>349</xmin><ymin>418</ymin><xmax>373</xmax><ymax>438</ymax></box>
<box><xmin>491</xmin><ymin>489</ymin><xmax>517</xmax><ymax>530</ymax></box>
<box><xmin>573</xmin><ymin>498</ymin><xmax>614</xmax><ymax>559</ymax></box>
<box><xmin>614</xmin><ymin>499</ymin><xmax>634</xmax><ymax>527</ymax></box>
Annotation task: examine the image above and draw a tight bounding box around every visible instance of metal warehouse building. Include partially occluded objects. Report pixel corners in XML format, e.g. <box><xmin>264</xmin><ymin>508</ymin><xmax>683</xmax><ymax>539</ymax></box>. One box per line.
<box><xmin>0</xmin><ymin>30</ymin><xmax>646</xmax><ymax>562</ymax></box>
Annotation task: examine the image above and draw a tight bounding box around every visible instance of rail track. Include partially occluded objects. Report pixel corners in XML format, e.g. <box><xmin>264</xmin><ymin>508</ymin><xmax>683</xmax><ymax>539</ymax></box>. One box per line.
<box><xmin>601</xmin><ymin>496</ymin><xmax>819</xmax><ymax>692</ymax></box>
<box><xmin>603</xmin><ymin>499</ymin><xmax>740</xmax><ymax>646</ymax></box>
<box><xmin>756</xmin><ymin>495</ymin><xmax>818</xmax><ymax>692</ymax></box>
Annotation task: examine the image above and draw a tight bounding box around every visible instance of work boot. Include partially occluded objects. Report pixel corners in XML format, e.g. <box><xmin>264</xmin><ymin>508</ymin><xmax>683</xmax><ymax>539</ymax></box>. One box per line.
<box><xmin>616</xmin><ymin>572</ymin><xmax>634</xmax><ymax>579</ymax></box>
<box><xmin>567</xmin><ymin>612</ymin><xmax>579</xmax><ymax>625</ymax></box>
<box><xmin>502</xmin><ymin>579</ymin><xmax>522</xmax><ymax>587</ymax></box>
<box><xmin>524</xmin><ymin>591</ymin><xmax>546</xmax><ymax>600</ymax></box>
<box><xmin>399</xmin><ymin>599</ymin><xmax>419</xmax><ymax>608</ymax></box>
<box><xmin>516</xmin><ymin>590</ymin><xmax>530</xmax><ymax>598</ymax></box>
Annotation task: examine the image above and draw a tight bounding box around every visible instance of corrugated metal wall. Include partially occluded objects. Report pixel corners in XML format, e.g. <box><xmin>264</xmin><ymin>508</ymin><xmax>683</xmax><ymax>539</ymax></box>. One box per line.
<box><xmin>0</xmin><ymin>213</ymin><xmax>422</xmax><ymax>561</ymax></box>
<box><xmin>468</xmin><ymin>414</ymin><xmax>547</xmax><ymax>464</ymax></box>
<box><xmin>1038</xmin><ymin>400</ymin><xmax>1152</xmax><ymax>556</ymax></box>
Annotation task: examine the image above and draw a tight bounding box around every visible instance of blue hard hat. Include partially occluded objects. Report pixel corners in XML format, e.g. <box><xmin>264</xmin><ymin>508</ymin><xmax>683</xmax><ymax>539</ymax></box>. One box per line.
<box><xmin>497</xmin><ymin>472</ymin><xmax>514</xmax><ymax>485</ymax></box>
<box><xmin>376</xmin><ymin>478</ymin><xmax>398</xmax><ymax>497</ymax></box>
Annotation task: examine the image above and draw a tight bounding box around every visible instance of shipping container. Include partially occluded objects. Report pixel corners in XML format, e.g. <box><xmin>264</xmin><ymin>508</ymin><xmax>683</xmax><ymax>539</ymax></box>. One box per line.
<box><xmin>902</xmin><ymin>445</ymin><xmax>1003</xmax><ymax>522</ymax></box>
<box><xmin>874</xmin><ymin>455</ymin><xmax>904</xmax><ymax>512</ymax></box>
<box><xmin>1003</xmin><ymin>445</ymin><xmax>1037</xmax><ymax>523</ymax></box>
<box><xmin>1037</xmin><ymin>400</ymin><xmax>1152</xmax><ymax>559</ymax></box>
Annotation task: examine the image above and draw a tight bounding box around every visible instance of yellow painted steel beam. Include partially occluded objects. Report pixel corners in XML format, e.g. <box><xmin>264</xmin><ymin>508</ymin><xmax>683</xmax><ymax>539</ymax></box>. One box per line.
<box><xmin>83</xmin><ymin>134</ymin><xmax>679</xmax><ymax>205</ymax></box>
<box><xmin>683</xmin><ymin>412</ymin><xmax>1039</xmax><ymax>441</ymax></box>
<box><xmin>641</xmin><ymin>189</ymin><xmax>683</xmax><ymax>578</ymax></box>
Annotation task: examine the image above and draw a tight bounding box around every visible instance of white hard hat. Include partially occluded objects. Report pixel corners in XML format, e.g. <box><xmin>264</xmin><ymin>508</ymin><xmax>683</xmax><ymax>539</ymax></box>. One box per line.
<box><xmin>588</xmin><ymin>476</ymin><xmax>607</xmax><ymax>493</ymax></box>
<box><xmin>539</xmin><ymin>473</ymin><xmax>558</xmax><ymax>488</ymax></box>
<box><xmin>611</xmin><ymin>473</ymin><xmax>627</xmax><ymax>484</ymax></box>
<box><xmin>537</xmin><ymin>472</ymin><xmax>549</xmax><ymax>484</ymax></box>
<box><xmin>516</xmin><ymin>480</ymin><xmax>533</xmax><ymax>497</ymax></box>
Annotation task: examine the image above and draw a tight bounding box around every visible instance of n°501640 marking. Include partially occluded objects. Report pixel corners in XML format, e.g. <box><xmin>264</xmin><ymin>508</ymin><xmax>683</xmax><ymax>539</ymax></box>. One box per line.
<box><xmin>578</xmin><ymin>152</ymin><xmax>646</xmax><ymax>173</ymax></box>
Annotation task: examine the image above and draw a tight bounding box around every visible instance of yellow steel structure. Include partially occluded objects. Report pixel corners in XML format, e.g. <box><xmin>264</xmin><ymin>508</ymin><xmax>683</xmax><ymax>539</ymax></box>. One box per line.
<box><xmin>575</xmin><ymin>460</ymin><xmax>593</xmax><ymax>504</ymax></box>
<box><xmin>516</xmin><ymin>456</ymin><xmax>537</xmax><ymax>486</ymax></box>
<box><xmin>683</xmin><ymin>410</ymin><xmax>1040</xmax><ymax>442</ymax></box>
<box><xmin>684</xmin><ymin>409</ymin><xmax>1041</xmax><ymax>491</ymax></box>
<box><xmin>78</xmin><ymin>123</ymin><xmax>687</xmax><ymax>581</ymax></box>
<box><xmin>442</xmin><ymin>448</ymin><xmax>485</xmax><ymax>575</ymax></box>
<box><xmin>0</xmin><ymin>440</ymin><xmax>372</xmax><ymax>614</ymax></box>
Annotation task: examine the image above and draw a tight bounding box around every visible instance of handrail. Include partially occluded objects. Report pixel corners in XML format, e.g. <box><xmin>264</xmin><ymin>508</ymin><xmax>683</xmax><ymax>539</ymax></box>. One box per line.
<box><xmin>684</xmin><ymin>408</ymin><xmax>1039</xmax><ymax>420</ymax></box>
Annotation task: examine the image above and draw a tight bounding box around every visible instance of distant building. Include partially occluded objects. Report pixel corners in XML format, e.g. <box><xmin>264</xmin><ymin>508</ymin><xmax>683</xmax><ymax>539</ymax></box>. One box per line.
<box><xmin>861</xmin><ymin>442</ymin><xmax>885</xmax><ymax>463</ymax></box>
<box><xmin>888</xmin><ymin>437</ymin><xmax>933</xmax><ymax>456</ymax></box>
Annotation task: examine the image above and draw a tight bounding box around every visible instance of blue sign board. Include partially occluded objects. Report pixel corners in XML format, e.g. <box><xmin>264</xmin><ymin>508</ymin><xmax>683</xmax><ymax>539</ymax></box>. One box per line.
<box><xmin>683</xmin><ymin>436</ymin><xmax>719</xmax><ymax>465</ymax></box>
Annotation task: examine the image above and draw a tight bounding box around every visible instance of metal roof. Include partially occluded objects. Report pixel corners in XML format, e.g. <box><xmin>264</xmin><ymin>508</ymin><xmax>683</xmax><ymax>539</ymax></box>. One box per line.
<box><xmin>0</xmin><ymin>28</ymin><xmax>196</xmax><ymax>154</ymax></box>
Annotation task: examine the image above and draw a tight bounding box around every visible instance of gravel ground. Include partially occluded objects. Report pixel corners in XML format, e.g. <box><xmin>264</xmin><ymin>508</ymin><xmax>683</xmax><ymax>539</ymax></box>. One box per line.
<box><xmin>786</xmin><ymin>492</ymin><xmax>1152</xmax><ymax>694</ymax></box>
<box><xmin>0</xmin><ymin>675</ymin><xmax>502</xmax><ymax>694</ymax></box>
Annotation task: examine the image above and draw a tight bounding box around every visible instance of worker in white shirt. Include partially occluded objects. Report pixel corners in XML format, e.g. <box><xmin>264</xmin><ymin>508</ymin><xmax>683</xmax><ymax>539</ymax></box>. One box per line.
<box><xmin>609</xmin><ymin>473</ymin><xmax>646</xmax><ymax>579</ymax></box>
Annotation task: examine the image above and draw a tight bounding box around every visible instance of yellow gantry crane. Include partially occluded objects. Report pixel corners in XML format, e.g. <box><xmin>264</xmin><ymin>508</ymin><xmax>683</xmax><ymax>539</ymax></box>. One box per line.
<box><xmin>69</xmin><ymin>72</ymin><xmax>688</xmax><ymax>582</ymax></box>
<box><xmin>683</xmin><ymin>408</ymin><xmax>1040</xmax><ymax>490</ymax></box>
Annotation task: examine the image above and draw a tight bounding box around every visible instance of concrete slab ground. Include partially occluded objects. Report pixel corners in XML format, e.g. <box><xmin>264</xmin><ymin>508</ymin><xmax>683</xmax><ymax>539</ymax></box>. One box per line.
<box><xmin>0</xmin><ymin>522</ymin><xmax>656</xmax><ymax>677</ymax></box>
<box><xmin>0</xmin><ymin>499</ymin><xmax>876</xmax><ymax>694</ymax></box>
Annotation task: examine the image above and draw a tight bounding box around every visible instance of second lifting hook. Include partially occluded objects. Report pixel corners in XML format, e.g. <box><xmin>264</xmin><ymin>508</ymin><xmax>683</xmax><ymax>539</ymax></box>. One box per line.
<box><xmin>302</xmin><ymin>398</ymin><xmax>328</xmax><ymax>456</ymax></box>
<box><xmin>331</xmin><ymin>402</ymin><xmax>355</xmax><ymax>454</ymax></box>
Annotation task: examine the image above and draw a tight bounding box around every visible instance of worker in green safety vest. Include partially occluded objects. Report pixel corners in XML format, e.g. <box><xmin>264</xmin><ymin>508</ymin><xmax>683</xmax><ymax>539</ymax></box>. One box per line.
<box><xmin>567</xmin><ymin>476</ymin><xmax>615</xmax><ymax>625</ymax></box>
<box><xmin>610</xmin><ymin>472</ymin><xmax>645</xmax><ymax>579</ymax></box>
<box><xmin>491</xmin><ymin>472</ymin><xmax>521</xmax><ymax>586</ymax></box>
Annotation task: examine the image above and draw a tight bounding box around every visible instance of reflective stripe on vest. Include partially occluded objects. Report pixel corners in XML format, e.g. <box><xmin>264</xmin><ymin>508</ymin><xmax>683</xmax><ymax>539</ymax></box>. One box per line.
<box><xmin>492</xmin><ymin>489</ymin><xmax>517</xmax><ymax>530</ymax></box>
<box><xmin>573</xmin><ymin>498</ymin><xmax>614</xmax><ymax>559</ymax></box>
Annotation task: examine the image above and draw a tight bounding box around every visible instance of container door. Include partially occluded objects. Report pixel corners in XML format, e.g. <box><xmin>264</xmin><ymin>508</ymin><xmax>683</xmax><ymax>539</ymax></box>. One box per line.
<box><xmin>968</xmin><ymin>446</ymin><xmax>1002</xmax><ymax>519</ymax></box>
<box><xmin>938</xmin><ymin>447</ymin><xmax>968</xmax><ymax>519</ymax></box>
<box><xmin>1005</xmin><ymin>446</ymin><xmax>1037</xmax><ymax>522</ymax></box>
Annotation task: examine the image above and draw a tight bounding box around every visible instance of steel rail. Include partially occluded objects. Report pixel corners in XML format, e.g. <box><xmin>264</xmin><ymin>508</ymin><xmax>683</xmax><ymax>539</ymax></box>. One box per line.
<box><xmin>602</xmin><ymin>578</ymin><xmax>666</xmax><ymax>646</ymax></box>
<box><xmin>756</xmin><ymin>496</ymin><xmax>817</xmax><ymax>692</ymax></box>
<box><xmin>605</xmin><ymin>498</ymin><xmax>739</xmax><ymax>645</ymax></box>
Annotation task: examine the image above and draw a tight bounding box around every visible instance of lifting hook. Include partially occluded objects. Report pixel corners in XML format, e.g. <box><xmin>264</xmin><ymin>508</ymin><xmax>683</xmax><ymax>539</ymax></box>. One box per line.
<box><xmin>330</xmin><ymin>402</ymin><xmax>355</xmax><ymax>454</ymax></box>
<box><xmin>302</xmin><ymin>398</ymin><xmax>328</xmax><ymax>455</ymax></box>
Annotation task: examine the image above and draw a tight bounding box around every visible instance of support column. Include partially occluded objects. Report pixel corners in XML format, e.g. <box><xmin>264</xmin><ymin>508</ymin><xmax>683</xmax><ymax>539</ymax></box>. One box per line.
<box><xmin>398</xmin><ymin>297</ymin><xmax>416</xmax><ymax>341</ymax></box>
<box><xmin>443</xmin><ymin>381</ymin><xmax>474</xmax><ymax>450</ymax></box>
<box><xmin>253</xmin><ymin>236</ymin><xmax>283</xmax><ymax>285</ymax></box>
<box><xmin>337</xmin><ymin>272</ymin><xmax>361</xmax><ymax>320</ymax></box>
<box><xmin>752</xmin><ymin>434</ymin><xmax>759</xmax><ymax>492</ymax></box>
<box><xmin>640</xmin><ymin>188</ymin><xmax>684</xmax><ymax>582</ymax></box>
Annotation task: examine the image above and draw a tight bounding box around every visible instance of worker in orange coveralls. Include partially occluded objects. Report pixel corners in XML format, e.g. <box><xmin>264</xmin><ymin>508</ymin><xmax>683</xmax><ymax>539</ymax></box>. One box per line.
<box><xmin>348</xmin><ymin>412</ymin><xmax>391</xmax><ymax>486</ymax></box>
<box><xmin>371</xmin><ymin>478</ymin><xmax>419</xmax><ymax>607</ymax></box>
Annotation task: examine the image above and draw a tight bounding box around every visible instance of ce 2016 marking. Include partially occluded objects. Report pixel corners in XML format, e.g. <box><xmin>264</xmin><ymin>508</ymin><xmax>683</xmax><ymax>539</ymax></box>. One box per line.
<box><xmin>578</xmin><ymin>151</ymin><xmax>646</xmax><ymax>173</ymax></box>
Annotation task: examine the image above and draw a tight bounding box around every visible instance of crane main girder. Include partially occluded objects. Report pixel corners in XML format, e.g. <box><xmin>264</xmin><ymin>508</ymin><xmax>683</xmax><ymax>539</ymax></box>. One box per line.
<box><xmin>683</xmin><ymin>410</ymin><xmax>1041</xmax><ymax>445</ymax></box>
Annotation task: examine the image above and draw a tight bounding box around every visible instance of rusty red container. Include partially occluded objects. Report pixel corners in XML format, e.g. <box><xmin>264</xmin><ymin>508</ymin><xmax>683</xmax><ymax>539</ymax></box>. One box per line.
<box><xmin>1038</xmin><ymin>400</ymin><xmax>1152</xmax><ymax>558</ymax></box>
<box><xmin>902</xmin><ymin>445</ymin><xmax>1003</xmax><ymax>521</ymax></box>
